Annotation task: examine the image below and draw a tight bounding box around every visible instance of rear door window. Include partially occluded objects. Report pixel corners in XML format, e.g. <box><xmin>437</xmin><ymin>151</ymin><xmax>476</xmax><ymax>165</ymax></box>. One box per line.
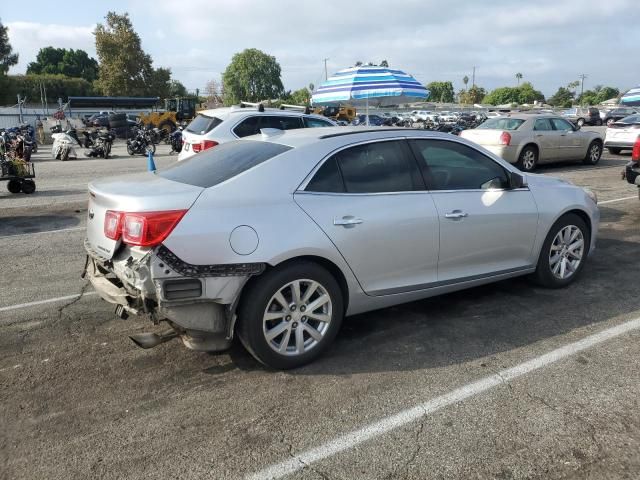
<box><xmin>233</xmin><ymin>116</ymin><xmax>261</xmax><ymax>138</ymax></box>
<box><xmin>304</xmin><ymin>117</ymin><xmax>334</xmax><ymax>128</ymax></box>
<box><xmin>534</xmin><ymin>119</ymin><xmax>553</xmax><ymax>131</ymax></box>
<box><xmin>158</xmin><ymin>140</ymin><xmax>292</xmax><ymax>188</ymax></box>
<box><xmin>334</xmin><ymin>140</ymin><xmax>423</xmax><ymax>193</ymax></box>
<box><xmin>186</xmin><ymin>114</ymin><xmax>223</xmax><ymax>135</ymax></box>
<box><xmin>550</xmin><ymin>118</ymin><xmax>574</xmax><ymax>131</ymax></box>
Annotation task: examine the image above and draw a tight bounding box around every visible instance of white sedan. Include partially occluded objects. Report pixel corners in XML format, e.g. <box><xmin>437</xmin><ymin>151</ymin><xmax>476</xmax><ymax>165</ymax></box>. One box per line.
<box><xmin>603</xmin><ymin>114</ymin><xmax>640</xmax><ymax>154</ymax></box>
<box><xmin>460</xmin><ymin>114</ymin><xmax>603</xmax><ymax>172</ymax></box>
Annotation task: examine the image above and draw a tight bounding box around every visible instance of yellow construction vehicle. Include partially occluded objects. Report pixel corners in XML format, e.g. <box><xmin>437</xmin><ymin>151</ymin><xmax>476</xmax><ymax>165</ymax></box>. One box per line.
<box><xmin>138</xmin><ymin>97</ymin><xmax>199</xmax><ymax>133</ymax></box>
<box><xmin>312</xmin><ymin>105</ymin><xmax>357</xmax><ymax>123</ymax></box>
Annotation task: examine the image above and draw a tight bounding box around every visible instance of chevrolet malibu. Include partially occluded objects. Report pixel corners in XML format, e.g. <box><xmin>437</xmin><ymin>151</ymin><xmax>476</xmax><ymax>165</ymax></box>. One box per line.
<box><xmin>85</xmin><ymin>127</ymin><xmax>599</xmax><ymax>369</ymax></box>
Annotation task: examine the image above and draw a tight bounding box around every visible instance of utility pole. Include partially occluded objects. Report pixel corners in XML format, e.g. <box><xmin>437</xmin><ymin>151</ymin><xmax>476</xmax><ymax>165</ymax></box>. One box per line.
<box><xmin>471</xmin><ymin>66</ymin><xmax>477</xmax><ymax>88</ymax></box>
<box><xmin>323</xmin><ymin>58</ymin><xmax>329</xmax><ymax>81</ymax></box>
<box><xmin>578</xmin><ymin>73</ymin><xmax>588</xmax><ymax>99</ymax></box>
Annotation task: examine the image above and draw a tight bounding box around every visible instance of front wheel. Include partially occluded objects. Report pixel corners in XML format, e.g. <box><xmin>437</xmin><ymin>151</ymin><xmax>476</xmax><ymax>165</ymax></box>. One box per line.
<box><xmin>7</xmin><ymin>179</ymin><xmax>21</xmax><ymax>193</ymax></box>
<box><xmin>516</xmin><ymin>146</ymin><xmax>538</xmax><ymax>172</ymax></box>
<box><xmin>531</xmin><ymin>213</ymin><xmax>589</xmax><ymax>288</ymax></box>
<box><xmin>583</xmin><ymin>141</ymin><xmax>602</xmax><ymax>165</ymax></box>
<box><xmin>577</xmin><ymin>118</ymin><xmax>585</xmax><ymax>127</ymax></box>
<box><xmin>126</xmin><ymin>144</ymin><xmax>135</xmax><ymax>156</ymax></box>
<box><xmin>237</xmin><ymin>262</ymin><xmax>344</xmax><ymax>369</ymax></box>
<box><xmin>20</xmin><ymin>180</ymin><xmax>36</xmax><ymax>194</ymax></box>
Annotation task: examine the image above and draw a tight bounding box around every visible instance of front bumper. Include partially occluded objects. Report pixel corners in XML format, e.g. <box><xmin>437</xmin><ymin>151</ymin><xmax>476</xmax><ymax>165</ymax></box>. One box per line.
<box><xmin>84</xmin><ymin>241</ymin><xmax>257</xmax><ymax>350</ymax></box>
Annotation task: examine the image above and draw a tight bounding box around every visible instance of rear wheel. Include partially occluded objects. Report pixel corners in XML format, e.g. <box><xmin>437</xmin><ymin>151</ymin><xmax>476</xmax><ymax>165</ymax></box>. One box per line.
<box><xmin>61</xmin><ymin>148</ymin><xmax>69</xmax><ymax>161</ymax></box>
<box><xmin>20</xmin><ymin>180</ymin><xmax>36</xmax><ymax>194</ymax></box>
<box><xmin>608</xmin><ymin>147</ymin><xmax>621</xmax><ymax>155</ymax></box>
<box><xmin>606</xmin><ymin>118</ymin><xmax>615</xmax><ymax>127</ymax></box>
<box><xmin>531</xmin><ymin>213</ymin><xmax>589</xmax><ymax>288</ymax></box>
<box><xmin>577</xmin><ymin>118</ymin><xmax>585</xmax><ymax>127</ymax></box>
<box><xmin>516</xmin><ymin>145</ymin><xmax>538</xmax><ymax>172</ymax></box>
<box><xmin>583</xmin><ymin>141</ymin><xmax>602</xmax><ymax>165</ymax></box>
<box><xmin>237</xmin><ymin>262</ymin><xmax>344</xmax><ymax>369</ymax></box>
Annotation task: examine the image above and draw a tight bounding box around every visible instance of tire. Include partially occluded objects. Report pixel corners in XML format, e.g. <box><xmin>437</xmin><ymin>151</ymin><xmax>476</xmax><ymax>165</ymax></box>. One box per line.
<box><xmin>158</xmin><ymin>121</ymin><xmax>176</xmax><ymax>135</ymax></box>
<box><xmin>20</xmin><ymin>180</ymin><xmax>36</xmax><ymax>194</ymax></box>
<box><xmin>531</xmin><ymin>213</ymin><xmax>590</xmax><ymax>288</ymax></box>
<box><xmin>61</xmin><ymin>148</ymin><xmax>69</xmax><ymax>161</ymax></box>
<box><xmin>516</xmin><ymin>145</ymin><xmax>538</xmax><ymax>172</ymax></box>
<box><xmin>608</xmin><ymin>147</ymin><xmax>621</xmax><ymax>155</ymax></box>
<box><xmin>7</xmin><ymin>179</ymin><xmax>21</xmax><ymax>193</ymax></box>
<box><xmin>583</xmin><ymin>141</ymin><xmax>602</xmax><ymax>165</ymax></box>
<box><xmin>127</xmin><ymin>144</ymin><xmax>135</xmax><ymax>156</ymax></box>
<box><xmin>596</xmin><ymin>119</ymin><xmax>603</xmax><ymax>126</ymax></box>
<box><xmin>237</xmin><ymin>261</ymin><xmax>344</xmax><ymax>369</ymax></box>
<box><xmin>576</xmin><ymin>118</ymin><xmax>585</xmax><ymax>127</ymax></box>
<box><xmin>606</xmin><ymin>118</ymin><xmax>615</xmax><ymax>127</ymax></box>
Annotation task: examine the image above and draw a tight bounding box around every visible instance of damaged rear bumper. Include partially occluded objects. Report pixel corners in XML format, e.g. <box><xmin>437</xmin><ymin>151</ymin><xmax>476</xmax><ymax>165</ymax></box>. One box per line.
<box><xmin>84</xmin><ymin>240</ymin><xmax>264</xmax><ymax>351</ymax></box>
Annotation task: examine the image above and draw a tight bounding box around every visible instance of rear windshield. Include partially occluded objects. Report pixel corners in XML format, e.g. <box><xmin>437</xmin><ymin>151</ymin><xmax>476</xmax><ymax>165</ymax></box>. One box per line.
<box><xmin>476</xmin><ymin>118</ymin><xmax>525</xmax><ymax>130</ymax></box>
<box><xmin>158</xmin><ymin>140</ymin><xmax>292</xmax><ymax>188</ymax></box>
<box><xmin>186</xmin><ymin>114</ymin><xmax>223</xmax><ymax>135</ymax></box>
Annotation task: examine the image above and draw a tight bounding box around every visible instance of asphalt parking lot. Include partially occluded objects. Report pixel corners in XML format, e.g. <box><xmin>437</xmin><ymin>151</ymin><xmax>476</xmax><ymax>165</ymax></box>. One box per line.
<box><xmin>1</xmin><ymin>134</ymin><xmax>639</xmax><ymax>480</ymax></box>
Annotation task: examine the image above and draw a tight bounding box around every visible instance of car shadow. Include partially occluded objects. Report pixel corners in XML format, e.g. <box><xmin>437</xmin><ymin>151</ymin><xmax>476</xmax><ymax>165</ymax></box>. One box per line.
<box><xmin>225</xmin><ymin>227</ymin><xmax>640</xmax><ymax>375</ymax></box>
<box><xmin>0</xmin><ymin>214</ymin><xmax>82</xmax><ymax>236</ymax></box>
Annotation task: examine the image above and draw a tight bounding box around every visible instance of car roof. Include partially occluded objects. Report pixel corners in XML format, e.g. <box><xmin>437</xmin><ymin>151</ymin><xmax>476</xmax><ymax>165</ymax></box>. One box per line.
<box><xmin>197</xmin><ymin>107</ymin><xmax>329</xmax><ymax>122</ymax></box>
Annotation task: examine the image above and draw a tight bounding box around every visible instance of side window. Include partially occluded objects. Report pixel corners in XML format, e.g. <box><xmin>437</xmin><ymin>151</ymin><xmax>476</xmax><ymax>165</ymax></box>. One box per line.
<box><xmin>305</xmin><ymin>157</ymin><xmax>345</xmax><ymax>193</ymax></box>
<box><xmin>534</xmin><ymin>119</ymin><xmax>553</xmax><ymax>131</ymax></box>
<box><xmin>233</xmin><ymin>116</ymin><xmax>260</xmax><ymax>138</ymax></box>
<box><xmin>259</xmin><ymin>116</ymin><xmax>304</xmax><ymax>130</ymax></box>
<box><xmin>336</xmin><ymin>140</ymin><xmax>423</xmax><ymax>193</ymax></box>
<box><xmin>410</xmin><ymin>139</ymin><xmax>510</xmax><ymax>190</ymax></box>
<box><xmin>550</xmin><ymin>118</ymin><xmax>574</xmax><ymax>131</ymax></box>
<box><xmin>304</xmin><ymin>117</ymin><xmax>334</xmax><ymax>128</ymax></box>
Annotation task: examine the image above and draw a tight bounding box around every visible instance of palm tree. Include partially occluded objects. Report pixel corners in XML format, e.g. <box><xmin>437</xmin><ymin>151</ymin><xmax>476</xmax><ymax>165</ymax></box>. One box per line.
<box><xmin>462</xmin><ymin>75</ymin><xmax>469</xmax><ymax>90</ymax></box>
<box><xmin>516</xmin><ymin>72</ymin><xmax>523</xmax><ymax>86</ymax></box>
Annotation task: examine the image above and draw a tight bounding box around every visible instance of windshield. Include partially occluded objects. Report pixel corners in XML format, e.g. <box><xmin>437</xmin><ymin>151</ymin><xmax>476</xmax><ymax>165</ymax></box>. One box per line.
<box><xmin>476</xmin><ymin>118</ymin><xmax>525</xmax><ymax>130</ymax></box>
<box><xmin>158</xmin><ymin>140</ymin><xmax>292</xmax><ymax>188</ymax></box>
<box><xmin>186</xmin><ymin>114</ymin><xmax>223</xmax><ymax>135</ymax></box>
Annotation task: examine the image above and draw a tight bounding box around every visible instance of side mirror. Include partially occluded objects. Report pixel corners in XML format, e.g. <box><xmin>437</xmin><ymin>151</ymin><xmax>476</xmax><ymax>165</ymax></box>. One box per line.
<box><xmin>510</xmin><ymin>171</ymin><xmax>527</xmax><ymax>189</ymax></box>
<box><xmin>574</xmin><ymin>123</ymin><xmax>581</xmax><ymax>131</ymax></box>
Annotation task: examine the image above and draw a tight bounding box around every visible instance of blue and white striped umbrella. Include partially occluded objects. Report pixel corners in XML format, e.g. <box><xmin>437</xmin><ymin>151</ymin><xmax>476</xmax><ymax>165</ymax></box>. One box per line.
<box><xmin>620</xmin><ymin>86</ymin><xmax>640</xmax><ymax>107</ymax></box>
<box><xmin>311</xmin><ymin>66</ymin><xmax>429</xmax><ymax>107</ymax></box>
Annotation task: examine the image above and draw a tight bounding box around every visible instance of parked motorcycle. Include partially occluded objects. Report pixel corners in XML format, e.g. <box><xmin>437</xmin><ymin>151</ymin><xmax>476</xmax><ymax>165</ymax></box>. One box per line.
<box><xmin>51</xmin><ymin>130</ymin><xmax>81</xmax><ymax>161</ymax></box>
<box><xmin>169</xmin><ymin>124</ymin><xmax>184</xmax><ymax>154</ymax></box>
<box><xmin>126</xmin><ymin>127</ymin><xmax>156</xmax><ymax>156</ymax></box>
<box><xmin>84</xmin><ymin>130</ymin><xmax>116</xmax><ymax>158</ymax></box>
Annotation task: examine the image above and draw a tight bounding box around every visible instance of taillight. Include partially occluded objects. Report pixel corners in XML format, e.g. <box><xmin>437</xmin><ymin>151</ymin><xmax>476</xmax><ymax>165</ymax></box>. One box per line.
<box><xmin>104</xmin><ymin>210</ymin><xmax>187</xmax><ymax>247</ymax></box>
<box><xmin>500</xmin><ymin>131</ymin><xmax>511</xmax><ymax>146</ymax></box>
<box><xmin>632</xmin><ymin>136</ymin><xmax>640</xmax><ymax>162</ymax></box>
<box><xmin>104</xmin><ymin>210</ymin><xmax>122</xmax><ymax>240</ymax></box>
<box><xmin>191</xmin><ymin>139</ymin><xmax>218</xmax><ymax>153</ymax></box>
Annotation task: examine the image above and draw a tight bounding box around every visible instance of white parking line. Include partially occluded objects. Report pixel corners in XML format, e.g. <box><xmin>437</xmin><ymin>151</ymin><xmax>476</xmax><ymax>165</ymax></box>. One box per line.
<box><xmin>599</xmin><ymin>195</ymin><xmax>637</xmax><ymax>205</ymax></box>
<box><xmin>248</xmin><ymin>317</ymin><xmax>640</xmax><ymax>480</ymax></box>
<box><xmin>0</xmin><ymin>291</ymin><xmax>97</xmax><ymax>314</ymax></box>
<box><xmin>0</xmin><ymin>226</ymin><xmax>85</xmax><ymax>239</ymax></box>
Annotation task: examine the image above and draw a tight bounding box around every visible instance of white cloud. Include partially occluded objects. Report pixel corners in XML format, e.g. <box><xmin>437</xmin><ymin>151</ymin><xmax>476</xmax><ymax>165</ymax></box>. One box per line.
<box><xmin>6</xmin><ymin>21</ymin><xmax>96</xmax><ymax>74</ymax></box>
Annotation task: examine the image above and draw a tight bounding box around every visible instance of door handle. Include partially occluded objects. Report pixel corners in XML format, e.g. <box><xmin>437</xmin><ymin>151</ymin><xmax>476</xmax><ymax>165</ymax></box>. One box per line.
<box><xmin>444</xmin><ymin>210</ymin><xmax>468</xmax><ymax>219</ymax></box>
<box><xmin>334</xmin><ymin>216</ymin><xmax>363</xmax><ymax>227</ymax></box>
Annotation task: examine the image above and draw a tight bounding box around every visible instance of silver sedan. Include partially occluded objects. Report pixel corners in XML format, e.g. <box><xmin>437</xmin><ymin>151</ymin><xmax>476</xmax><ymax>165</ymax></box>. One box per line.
<box><xmin>461</xmin><ymin>114</ymin><xmax>603</xmax><ymax>172</ymax></box>
<box><xmin>85</xmin><ymin>127</ymin><xmax>599</xmax><ymax>369</ymax></box>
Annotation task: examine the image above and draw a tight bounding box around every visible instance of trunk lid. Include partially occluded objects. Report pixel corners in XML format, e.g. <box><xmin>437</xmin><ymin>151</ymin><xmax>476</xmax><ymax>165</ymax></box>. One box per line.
<box><xmin>86</xmin><ymin>172</ymin><xmax>204</xmax><ymax>259</ymax></box>
<box><xmin>460</xmin><ymin>129</ymin><xmax>504</xmax><ymax>145</ymax></box>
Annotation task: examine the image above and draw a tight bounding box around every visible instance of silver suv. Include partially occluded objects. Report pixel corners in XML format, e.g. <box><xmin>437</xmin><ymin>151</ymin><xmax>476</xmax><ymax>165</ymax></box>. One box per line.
<box><xmin>178</xmin><ymin>105</ymin><xmax>336</xmax><ymax>161</ymax></box>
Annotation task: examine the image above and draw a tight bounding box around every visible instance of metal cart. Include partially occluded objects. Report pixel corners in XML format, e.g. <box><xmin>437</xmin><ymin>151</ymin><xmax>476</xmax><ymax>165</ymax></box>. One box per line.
<box><xmin>1</xmin><ymin>160</ymin><xmax>36</xmax><ymax>194</ymax></box>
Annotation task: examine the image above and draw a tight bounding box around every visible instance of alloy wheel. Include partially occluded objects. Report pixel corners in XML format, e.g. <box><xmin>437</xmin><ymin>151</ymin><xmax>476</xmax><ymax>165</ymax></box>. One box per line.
<box><xmin>589</xmin><ymin>143</ymin><xmax>601</xmax><ymax>163</ymax></box>
<box><xmin>521</xmin><ymin>150</ymin><xmax>536</xmax><ymax>170</ymax></box>
<box><xmin>262</xmin><ymin>279</ymin><xmax>333</xmax><ymax>356</ymax></box>
<box><xmin>549</xmin><ymin>225</ymin><xmax>584</xmax><ymax>280</ymax></box>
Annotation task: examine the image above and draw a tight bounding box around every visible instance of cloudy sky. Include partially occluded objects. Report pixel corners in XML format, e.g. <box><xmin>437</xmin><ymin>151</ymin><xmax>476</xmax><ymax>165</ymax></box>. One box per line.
<box><xmin>3</xmin><ymin>0</ymin><xmax>639</xmax><ymax>97</ymax></box>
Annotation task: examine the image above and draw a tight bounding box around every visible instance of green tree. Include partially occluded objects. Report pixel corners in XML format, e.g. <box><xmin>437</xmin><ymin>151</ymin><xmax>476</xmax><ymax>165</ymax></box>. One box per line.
<box><xmin>354</xmin><ymin>61</ymin><xmax>363</xmax><ymax>67</ymax></box>
<box><xmin>287</xmin><ymin>87</ymin><xmax>311</xmax><ymax>105</ymax></box>
<box><xmin>515</xmin><ymin>72</ymin><xmax>523</xmax><ymax>86</ymax></box>
<box><xmin>578</xmin><ymin>85</ymin><xmax>619</xmax><ymax>105</ymax></box>
<box><xmin>27</xmin><ymin>47</ymin><xmax>99</xmax><ymax>82</ymax></box>
<box><xmin>1</xmin><ymin>74</ymin><xmax>94</xmax><ymax>104</ymax></box>
<box><xmin>94</xmin><ymin>12</ymin><xmax>173</xmax><ymax>97</ymax></box>
<box><xmin>548</xmin><ymin>86</ymin><xmax>575</xmax><ymax>107</ymax></box>
<box><xmin>462</xmin><ymin>75</ymin><xmax>469</xmax><ymax>89</ymax></box>
<box><xmin>380</xmin><ymin>59</ymin><xmax>389</xmax><ymax>68</ymax></box>
<box><xmin>460</xmin><ymin>85</ymin><xmax>486</xmax><ymax>104</ymax></box>
<box><xmin>482</xmin><ymin>82</ymin><xmax>544</xmax><ymax>106</ymax></box>
<box><xmin>168</xmin><ymin>79</ymin><xmax>188</xmax><ymax>97</ymax></box>
<box><xmin>425</xmin><ymin>81</ymin><xmax>454</xmax><ymax>103</ymax></box>
<box><xmin>0</xmin><ymin>18</ymin><xmax>18</xmax><ymax>75</ymax></box>
<box><xmin>222</xmin><ymin>48</ymin><xmax>284</xmax><ymax>105</ymax></box>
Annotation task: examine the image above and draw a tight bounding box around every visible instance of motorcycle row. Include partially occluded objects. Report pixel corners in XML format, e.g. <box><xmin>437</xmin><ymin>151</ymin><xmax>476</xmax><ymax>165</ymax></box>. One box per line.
<box><xmin>51</xmin><ymin>121</ymin><xmax>184</xmax><ymax>161</ymax></box>
<box><xmin>0</xmin><ymin>124</ymin><xmax>37</xmax><ymax>162</ymax></box>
